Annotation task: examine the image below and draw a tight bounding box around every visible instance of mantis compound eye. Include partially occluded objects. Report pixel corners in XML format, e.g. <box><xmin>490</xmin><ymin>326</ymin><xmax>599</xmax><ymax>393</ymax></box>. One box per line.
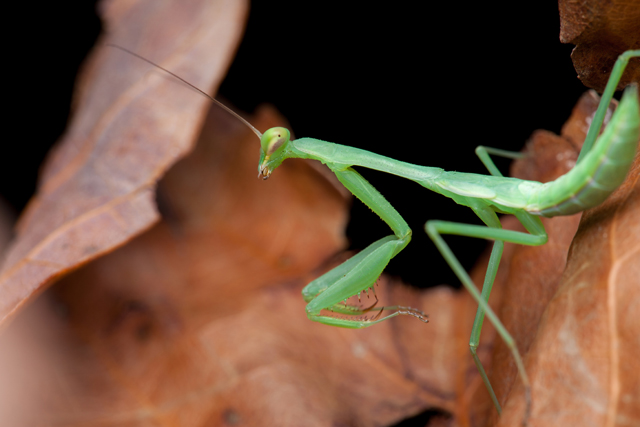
<box><xmin>260</xmin><ymin>127</ymin><xmax>291</xmax><ymax>156</ymax></box>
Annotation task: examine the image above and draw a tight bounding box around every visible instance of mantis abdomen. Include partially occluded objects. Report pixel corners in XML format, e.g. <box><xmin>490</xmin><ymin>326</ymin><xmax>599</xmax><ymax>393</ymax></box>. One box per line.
<box><xmin>528</xmin><ymin>86</ymin><xmax>639</xmax><ymax>217</ymax></box>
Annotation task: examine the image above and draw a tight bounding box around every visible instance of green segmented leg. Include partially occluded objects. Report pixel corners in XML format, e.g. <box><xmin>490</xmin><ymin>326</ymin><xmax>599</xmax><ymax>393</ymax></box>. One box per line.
<box><xmin>303</xmin><ymin>166</ymin><xmax>428</xmax><ymax>328</ymax></box>
<box><xmin>448</xmin><ymin>149</ymin><xmax>544</xmax><ymax>415</ymax></box>
<box><xmin>578</xmin><ymin>49</ymin><xmax>640</xmax><ymax>162</ymax></box>
<box><xmin>475</xmin><ymin>146</ymin><xmax>525</xmax><ymax>178</ymax></box>
<box><xmin>466</xmin><ymin>147</ymin><xmax>517</xmax><ymax>411</ymax></box>
<box><xmin>425</xmin><ymin>207</ymin><xmax>547</xmax><ymax>420</ymax></box>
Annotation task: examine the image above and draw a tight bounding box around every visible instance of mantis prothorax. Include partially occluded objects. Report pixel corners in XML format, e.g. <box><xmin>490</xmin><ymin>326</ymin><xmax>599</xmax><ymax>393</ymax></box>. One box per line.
<box><xmin>113</xmin><ymin>45</ymin><xmax>640</xmax><ymax>423</ymax></box>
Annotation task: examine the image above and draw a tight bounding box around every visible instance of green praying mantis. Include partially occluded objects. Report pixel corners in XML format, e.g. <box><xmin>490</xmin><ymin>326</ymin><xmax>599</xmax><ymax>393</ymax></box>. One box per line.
<box><xmin>260</xmin><ymin>49</ymin><xmax>640</xmax><ymax>421</ymax></box>
<box><xmin>112</xmin><ymin>45</ymin><xmax>640</xmax><ymax>423</ymax></box>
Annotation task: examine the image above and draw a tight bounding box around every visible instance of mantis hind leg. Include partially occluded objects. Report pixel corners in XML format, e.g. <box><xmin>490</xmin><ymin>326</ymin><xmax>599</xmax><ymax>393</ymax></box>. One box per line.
<box><xmin>425</xmin><ymin>207</ymin><xmax>547</xmax><ymax>422</ymax></box>
<box><xmin>578</xmin><ymin>49</ymin><xmax>640</xmax><ymax>162</ymax></box>
<box><xmin>475</xmin><ymin>146</ymin><xmax>524</xmax><ymax>177</ymax></box>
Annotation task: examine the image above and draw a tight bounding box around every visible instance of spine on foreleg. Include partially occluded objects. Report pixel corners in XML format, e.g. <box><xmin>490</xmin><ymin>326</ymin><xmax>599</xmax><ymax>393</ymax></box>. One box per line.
<box><xmin>527</xmin><ymin>87</ymin><xmax>640</xmax><ymax>217</ymax></box>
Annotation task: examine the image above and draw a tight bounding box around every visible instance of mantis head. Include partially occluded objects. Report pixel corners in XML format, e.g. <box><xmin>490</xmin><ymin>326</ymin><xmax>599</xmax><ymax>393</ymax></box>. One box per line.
<box><xmin>258</xmin><ymin>127</ymin><xmax>291</xmax><ymax>179</ymax></box>
<box><xmin>104</xmin><ymin>46</ymin><xmax>293</xmax><ymax>181</ymax></box>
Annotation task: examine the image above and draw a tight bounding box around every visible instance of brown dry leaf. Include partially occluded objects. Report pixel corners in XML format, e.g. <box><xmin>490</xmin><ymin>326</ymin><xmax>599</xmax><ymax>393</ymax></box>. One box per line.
<box><xmin>479</xmin><ymin>95</ymin><xmax>640</xmax><ymax>425</ymax></box>
<box><xmin>437</xmin><ymin>91</ymin><xmax>640</xmax><ymax>427</ymax></box>
<box><xmin>0</xmin><ymin>0</ymin><xmax>471</xmax><ymax>424</ymax></box>
<box><xmin>0</xmin><ymin>97</ymin><xmax>469</xmax><ymax>425</ymax></box>
<box><xmin>503</xmin><ymin>159</ymin><xmax>639</xmax><ymax>427</ymax></box>
<box><xmin>0</xmin><ymin>0</ymin><xmax>248</xmax><ymax>328</ymax></box>
<box><xmin>457</xmin><ymin>93</ymin><xmax>595</xmax><ymax>426</ymax></box>
<box><xmin>559</xmin><ymin>0</ymin><xmax>640</xmax><ymax>92</ymax></box>
<box><xmin>497</xmin><ymin>132</ymin><xmax>640</xmax><ymax>423</ymax></box>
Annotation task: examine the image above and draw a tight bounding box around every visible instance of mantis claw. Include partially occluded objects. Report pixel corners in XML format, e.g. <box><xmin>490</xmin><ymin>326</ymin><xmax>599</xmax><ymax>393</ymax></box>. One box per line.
<box><xmin>359</xmin><ymin>294</ymin><xmax>379</xmax><ymax>312</ymax></box>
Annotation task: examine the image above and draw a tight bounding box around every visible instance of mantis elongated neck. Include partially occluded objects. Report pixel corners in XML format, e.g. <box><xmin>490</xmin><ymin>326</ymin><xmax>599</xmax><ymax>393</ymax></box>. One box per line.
<box><xmin>289</xmin><ymin>137</ymin><xmax>444</xmax><ymax>188</ymax></box>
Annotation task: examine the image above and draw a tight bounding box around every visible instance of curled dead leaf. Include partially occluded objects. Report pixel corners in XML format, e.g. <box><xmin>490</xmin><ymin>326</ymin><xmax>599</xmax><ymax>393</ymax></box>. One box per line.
<box><xmin>559</xmin><ymin>0</ymin><xmax>640</xmax><ymax>92</ymax></box>
<box><xmin>0</xmin><ymin>0</ymin><xmax>248</xmax><ymax>328</ymax></box>
<box><xmin>0</xmin><ymin>99</ymin><xmax>461</xmax><ymax>426</ymax></box>
<box><xmin>470</xmin><ymin>93</ymin><xmax>640</xmax><ymax>426</ymax></box>
<box><xmin>498</xmin><ymin>142</ymin><xmax>640</xmax><ymax>426</ymax></box>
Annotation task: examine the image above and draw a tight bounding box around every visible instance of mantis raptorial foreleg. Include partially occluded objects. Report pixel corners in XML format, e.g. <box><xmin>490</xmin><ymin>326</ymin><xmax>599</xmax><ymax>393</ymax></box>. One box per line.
<box><xmin>303</xmin><ymin>166</ymin><xmax>428</xmax><ymax>327</ymax></box>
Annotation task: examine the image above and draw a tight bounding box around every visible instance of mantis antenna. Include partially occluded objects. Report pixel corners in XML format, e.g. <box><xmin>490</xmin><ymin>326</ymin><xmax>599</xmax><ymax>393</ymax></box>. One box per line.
<box><xmin>107</xmin><ymin>44</ymin><xmax>263</xmax><ymax>140</ymax></box>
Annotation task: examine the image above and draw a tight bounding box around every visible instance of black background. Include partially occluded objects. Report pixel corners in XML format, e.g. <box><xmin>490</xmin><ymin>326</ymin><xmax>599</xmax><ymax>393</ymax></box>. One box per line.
<box><xmin>6</xmin><ymin>1</ymin><xmax>590</xmax><ymax>289</ymax></box>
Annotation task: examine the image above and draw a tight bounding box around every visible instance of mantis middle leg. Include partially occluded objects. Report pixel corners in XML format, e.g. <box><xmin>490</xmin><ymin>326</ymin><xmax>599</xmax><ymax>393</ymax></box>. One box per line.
<box><xmin>425</xmin><ymin>205</ymin><xmax>547</xmax><ymax>420</ymax></box>
<box><xmin>465</xmin><ymin>147</ymin><xmax>522</xmax><ymax>411</ymax></box>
